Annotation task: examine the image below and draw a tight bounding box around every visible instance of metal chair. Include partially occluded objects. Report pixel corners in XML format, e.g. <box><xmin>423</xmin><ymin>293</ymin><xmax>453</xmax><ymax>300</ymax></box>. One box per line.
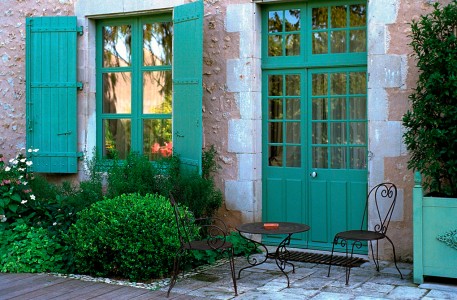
<box><xmin>327</xmin><ymin>182</ymin><xmax>403</xmax><ymax>285</ymax></box>
<box><xmin>167</xmin><ymin>192</ymin><xmax>238</xmax><ymax>297</ymax></box>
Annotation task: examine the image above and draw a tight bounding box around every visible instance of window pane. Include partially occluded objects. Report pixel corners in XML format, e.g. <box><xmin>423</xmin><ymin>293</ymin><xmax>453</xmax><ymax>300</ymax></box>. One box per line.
<box><xmin>268</xmin><ymin>35</ymin><xmax>282</xmax><ymax>56</ymax></box>
<box><xmin>103</xmin><ymin>119</ymin><xmax>131</xmax><ymax>159</ymax></box>
<box><xmin>349</xmin><ymin>97</ymin><xmax>367</xmax><ymax>119</ymax></box>
<box><xmin>312</xmin><ymin>147</ymin><xmax>328</xmax><ymax>168</ymax></box>
<box><xmin>331</xmin><ymin>147</ymin><xmax>346</xmax><ymax>169</ymax></box>
<box><xmin>349</xmin><ymin>122</ymin><xmax>366</xmax><ymax>144</ymax></box>
<box><xmin>285</xmin><ymin>9</ymin><xmax>300</xmax><ymax>31</ymax></box>
<box><xmin>286</xmin><ymin>122</ymin><xmax>300</xmax><ymax>143</ymax></box>
<box><xmin>312</xmin><ymin>73</ymin><xmax>328</xmax><ymax>96</ymax></box>
<box><xmin>269</xmin><ymin>146</ymin><xmax>283</xmax><ymax>166</ymax></box>
<box><xmin>285</xmin><ymin>34</ymin><xmax>300</xmax><ymax>56</ymax></box>
<box><xmin>269</xmin><ymin>11</ymin><xmax>282</xmax><ymax>32</ymax></box>
<box><xmin>103</xmin><ymin>25</ymin><xmax>131</xmax><ymax>67</ymax></box>
<box><xmin>285</xmin><ymin>75</ymin><xmax>300</xmax><ymax>96</ymax></box>
<box><xmin>143</xmin><ymin>71</ymin><xmax>172</xmax><ymax>114</ymax></box>
<box><xmin>330</xmin><ymin>73</ymin><xmax>347</xmax><ymax>95</ymax></box>
<box><xmin>349</xmin><ymin>72</ymin><xmax>367</xmax><ymax>94</ymax></box>
<box><xmin>286</xmin><ymin>146</ymin><xmax>301</xmax><ymax>167</ymax></box>
<box><xmin>330</xmin><ymin>122</ymin><xmax>346</xmax><ymax>144</ymax></box>
<box><xmin>331</xmin><ymin>30</ymin><xmax>346</xmax><ymax>53</ymax></box>
<box><xmin>312</xmin><ymin>7</ymin><xmax>328</xmax><ymax>30</ymax></box>
<box><xmin>312</xmin><ymin>32</ymin><xmax>328</xmax><ymax>54</ymax></box>
<box><xmin>269</xmin><ymin>99</ymin><xmax>283</xmax><ymax>119</ymax></box>
<box><xmin>144</xmin><ymin>119</ymin><xmax>172</xmax><ymax>160</ymax></box>
<box><xmin>331</xmin><ymin>98</ymin><xmax>346</xmax><ymax>120</ymax></box>
<box><xmin>331</xmin><ymin>6</ymin><xmax>347</xmax><ymax>28</ymax></box>
<box><xmin>350</xmin><ymin>30</ymin><xmax>366</xmax><ymax>52</ymax></box>
<box><xmin>269</xmin><ymin>75</ymin><xmax>283</xmax><ymax>96</ymax></box>
<box><xmin>286</xmin><ymin>98</ymin><xmax>300</xmax><ymax>120</ymax></box>
<box><xmin>143</xmin><ymin>22</ymin><xmax>173</xmax><ymax>66</ymax></box>
<box><xmin>350</xmin><ymin>4</ymin><xmax>366</xmax><ymax>27</ymax></box>
<box><xmin>269</xmin><ymin>122</ymin><xmax>283</xmax><ymax>143</ymax></box>
<box><xmin>103</xmin><ymin>72</ymin><xmax>131</xmax><ymax>114</ymax></box>
<box><xmin>312</xmin><ymin>122</ymin><xmax>327</xmax><ymax>144</ymax></box>
<box><xmin>312</xmin><ymin>98</ymin><xmax>328</xmax><ymax>120</ymax></box>
<box><xmin>350</xmin><ymin>147</ymin><xmax>366</xmax><ymax>169</ymax></box>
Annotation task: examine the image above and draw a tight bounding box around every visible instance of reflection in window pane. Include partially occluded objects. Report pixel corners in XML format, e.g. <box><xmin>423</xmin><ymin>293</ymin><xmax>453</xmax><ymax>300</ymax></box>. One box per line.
<box><xmin>286</xmin><ymin>98</ymin><xmax>300</xmax><ymax>120</ymax></box>
<box><xmin>103</xmin><ymin>72</ymin><xmax>131</xmax><ymax>114</ymax></box>
<box><xmin>143</xmin><ymin>71</ymin><xmax>172</xmax><ymax>114</ymax></box>
<box><xmin>349</xmin><ymin>72</ymin><xmax>367</xmax><ymax>94</ymax></box>
<box><xmin>103</xmin><ymin>119</ymin><xmax>131</xmax><ymax>160</ymax></box>
<box><xmin>350</xmin><ymin>30</ymin><xmax>366</xmax><ymax>52</ymax></box>
<box><xmin>331</xmin><ymin>147</ymin><xmax>346</xmax><ymax>169</ymax></box>
<box><xmin>312</xmin><ymin>147</ymin><xmax>328</xmax><ymax>168</ymax></box>
<box><xmin>144</xmin><ymin>119</ymin><xmax>172</xmax><ymax>160</ymax></box>
<box><xmin>312</xmin><ymin>73</ymin><xmax>327</xmax><ymax>96</ymax></box>
<box><xmin>330</xmin><ymin>73</ymin><xmax>347</xmax><ymax>95</ymax></box>
<box><xmin>312</xmin><ymin>122</ymin><xmax>328</xmax><ymax>144</ymax></box>
<box><xmin>350</xmin><ymin>147</ymin><xmax>366</xmax><ymax>169</ymax></box>
<box><xmin>269</xmin><ymin>122</ymin><xmax>283</xmax><ymax>143</ymax></box>
<box><xmin>286</xmin><ymin>34</ymin><xmax>300</xmax><ymax>56</ymax></box>
<box><xmin>269</xmin><ymin>99</ymin><xmax>283</xmax><ymax>119</ymax></box>
<box><xmin>269</xmin><ymin>146</ymin><xmax>283</xmax><ymax>166</ymax></box>
<box><xmin>331</xmin><ymin>6</ymin><xmax>347</xmax><ymax>28</ymax></box>
<box><xmin>143</xmin><ymin>22</ymin><xmax>173</xmax><ymax>66</ymax></box>
<box><xmin>103</xmin><ymin>25</ymin><xmax>131</xmax><ymax>67</ymax></box>
<box><xmin>286</xmin><ymin>146</ymin><xmax>301</xmax><ymax>167</ymax></box>
<box><xmin>312</xmin><ymin>32</ymin><xmax>328</xmax><ymax>54</ymax></box>
<box><xmin>286</xmin><ymin>122</ymin><xmax>301</xmax><ymax>143</ymax></box>
<box><xmin>312</xmin><ymin>98</ymin><xmax>328</xmax><ymax>120</ymax></box>
<box><xmin>350</xmin><ymin>4</ymin><xmax>366</xmax><ymax>27</ymax></box>
<box><xmin>331</xmin><ymin>30</ymin><xmax>346</xmax><ymax>53</ymax></box>
<box><xmin>286</xmin><ymin>75</ymin><xmax>300</xmax><ymax>96</ymax></box>
<box><xmin>269</xmin><ymin>75</ymin><xmax>283</xmax><ymax>96</ymax></box>
<box><xmin>269</xmin><ymin>11</ymin><xmax>282</xmax><ymax>32</ymax></box>
<box><xmin>285</xmin><ymin>9</ymin><xmax>300</xmax><ymax>31</ymax></box>
<box><xmin>349</xmin><ymin>97</ymin><xmax>367</xmax><ymax>119</ymax></box>
<box><xmin>330</xmin><ymin>123</ymin><xmax>346</xmax><ymax>144</ymax></box>
<box><xmin>349</xmin><ymin>122</ymin><xmax>366</xmax><ymax>144</ymax></box>
<box><xmin>269</xmin><ymin>35</ymin><xmax>282</xmax><ymax>56</ymax></box>
<box><xmin>331</xmin><ymin>98</ymin><xmax>346</xmax><ymax>120</ymax></box>
<box><xmin>312</xmin><ymin>7</ymin><xmax>328</xmax><ymax>30</ymax></box>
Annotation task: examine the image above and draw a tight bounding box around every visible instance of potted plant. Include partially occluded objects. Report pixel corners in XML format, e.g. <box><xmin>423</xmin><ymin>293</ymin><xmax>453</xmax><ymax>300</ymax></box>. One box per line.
<box><xmin>402</xmin><ymin>0</ymin><xmax>457</xmax><ymax>284</ymax></box>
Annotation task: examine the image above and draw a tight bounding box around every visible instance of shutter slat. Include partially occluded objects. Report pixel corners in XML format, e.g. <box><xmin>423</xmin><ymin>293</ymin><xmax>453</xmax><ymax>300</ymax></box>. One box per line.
<box><xmin>26</xmin><ymin>16</ymin><xmax>80</xmax><ymax>173</ymax></box>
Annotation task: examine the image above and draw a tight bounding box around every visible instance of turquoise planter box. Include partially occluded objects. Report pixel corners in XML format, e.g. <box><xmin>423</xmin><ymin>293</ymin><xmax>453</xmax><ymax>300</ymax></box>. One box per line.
<box><xmin>413</xmin><ymin>173</ymin><xmax>457</xmax><ymax>284</ymax></box>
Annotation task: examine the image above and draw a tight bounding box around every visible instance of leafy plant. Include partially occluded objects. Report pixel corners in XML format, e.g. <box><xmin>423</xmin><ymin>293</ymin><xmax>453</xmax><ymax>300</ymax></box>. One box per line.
<box><xmin>403</xmin><ymin>0</ymin><xmax>457</xmax><ymax>197</ymax></box>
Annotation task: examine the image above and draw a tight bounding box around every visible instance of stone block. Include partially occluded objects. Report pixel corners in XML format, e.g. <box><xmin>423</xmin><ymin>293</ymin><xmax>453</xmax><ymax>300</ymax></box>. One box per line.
<box><xmin>226</xmin><ymin>58</ymin><xmax>261</xmax><ymax>93</ymax></box>
<box><xmin>368</xmin><ymin>0</ymin><xmax>398</xmax><ymax>25</ymax></box>
<box><xmin>369</xmin><ymin>120</ymin><xmax>403</xmax><ymax>158</ymax></box>
<box><xmin>228</xmin><ymin>119</ymin><xmax>255</xmax><ymax>153</ymax></box>
<box><xmin>237</xmin><ymin>91</ymin><xmax>261</xmax><ymax>120</ymax></box>
<box><xmin>367</xmin><ymin>88</ymin><xmax>388</xmax><ymax>121</ymax></box>
<box><xmin>225</xmin><ymin>180</ymin><xmax>254</xmax><ymax>212</ymax></box>
<box><xmin>368</xmin><ymin>55</ymin><xmax>406</xmax><ymax>89</ymax></box>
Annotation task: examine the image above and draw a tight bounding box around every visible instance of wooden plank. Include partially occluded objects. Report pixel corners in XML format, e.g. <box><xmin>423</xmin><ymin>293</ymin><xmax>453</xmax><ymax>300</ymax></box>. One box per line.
<box><xmin>88</xmin><ymin>285</ymin><xmax>153</xmax><ymax>300</ymax></box>
<box><xmin>0</xmin><ymin>274</ymin><xmax>70</xmax><ymax>298</ymax></box>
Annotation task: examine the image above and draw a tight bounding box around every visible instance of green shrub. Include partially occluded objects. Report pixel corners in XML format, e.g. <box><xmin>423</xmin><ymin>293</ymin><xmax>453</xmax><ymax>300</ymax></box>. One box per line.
<box><xmin>67</xmin><ymin>193</ymin><xmax>187</xmax><ymax>281</ymax></box>
<box><xmin>0</xmin><ymin>221</ymin><xmax>66</xmax><ymax>273</ymax></box>
<box><xmin>403</xmin><ymin>0</ymin><xmax>457</xmax><ymax>197</ymax></box>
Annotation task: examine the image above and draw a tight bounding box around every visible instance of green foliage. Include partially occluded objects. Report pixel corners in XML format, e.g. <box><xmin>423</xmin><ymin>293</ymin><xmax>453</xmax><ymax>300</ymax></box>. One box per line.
<box><xmin>67</xmin><ymin>193</ymin><xmax>184</xmax><ymax>281</ymax></box>
<box><xmin>0</xmin><ymin>221</ymin><xmax>66</xmax><ymax>273</ymax></box>
<box><xmin>403</xmin><ymin>0</ymin><xmax>457</xmax><ymax>197</ymax></box>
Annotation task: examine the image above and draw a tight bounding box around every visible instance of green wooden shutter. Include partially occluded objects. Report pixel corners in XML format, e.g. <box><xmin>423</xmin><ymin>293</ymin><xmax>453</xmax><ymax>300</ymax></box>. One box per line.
<box><xmin>173</xmin><ymin>0</ymin><xmax>204</xmax><ymax>174</ymax></box>
<box><xmin>26</xmin><ymin>16</ymin><xmax>82</xmax><ymax>173</ymax></box>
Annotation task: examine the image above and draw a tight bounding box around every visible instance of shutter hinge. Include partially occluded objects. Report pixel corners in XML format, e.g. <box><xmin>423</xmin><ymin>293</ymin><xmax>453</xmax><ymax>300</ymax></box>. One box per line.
<box><xmin>77</xmin><ymin>82</ymin><xmax>83</xmax><ymax>90</ymax></box>
<box><xmin>77</xmin><ymin>26</ymin><xmax>83</xmax><ymax>36</ymax></box>
<box><xmin>77</xmin><ymin>152</ymin><xmax>84</xmax><ymax>160</ymax></box>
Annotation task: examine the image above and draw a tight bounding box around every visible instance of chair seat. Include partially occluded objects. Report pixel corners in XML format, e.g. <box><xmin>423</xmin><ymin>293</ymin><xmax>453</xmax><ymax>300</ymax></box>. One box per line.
<box><xmin>336</xmin><ymin>230</ymin><xmax>385</xmax><ymax>241</ymax></box>
<box><xmin>183</xmin><ymin>239</ymin><xmax>233</xmax><ymax>251</ymax></box>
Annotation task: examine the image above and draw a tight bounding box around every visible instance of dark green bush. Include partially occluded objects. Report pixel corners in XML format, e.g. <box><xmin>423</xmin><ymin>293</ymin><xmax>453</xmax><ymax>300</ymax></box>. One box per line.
<box><xmin>403</xmin><ymin>0</ymin><xmax>457</xmax><ymax>197</ymax></box>
<box><xmin>67</xmin><ymin>193</ymin><xmax>187</xmax><ymax>281</ymax></box>
<box><xmin>0</xmin><ymin>221</ymin><xmax>66</xmax><ymax>273</ymax></box>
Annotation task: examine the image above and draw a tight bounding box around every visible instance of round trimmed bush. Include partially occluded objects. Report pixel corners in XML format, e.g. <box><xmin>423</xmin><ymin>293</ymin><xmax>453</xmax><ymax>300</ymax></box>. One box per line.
<box><xmin>67</xmin><ymin>193</ymin><xmax>181</xmax><ymax>281</ymax></box>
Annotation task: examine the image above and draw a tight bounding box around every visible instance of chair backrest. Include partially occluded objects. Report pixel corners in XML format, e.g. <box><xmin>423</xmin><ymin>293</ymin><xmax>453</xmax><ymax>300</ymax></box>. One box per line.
<box><xmin>169</xmin><ymin>192</ymin><xmax>193</xmax><ymax>248</ymax></box>
<box><xmin>360</xmin><ymin>182</ymin><xmax>397</xmax><ymax>234</ymax></box>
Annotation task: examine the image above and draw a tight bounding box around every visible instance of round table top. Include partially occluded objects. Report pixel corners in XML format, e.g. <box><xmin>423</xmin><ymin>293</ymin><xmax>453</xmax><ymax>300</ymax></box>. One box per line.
<box><xmin>236</xmin><ymin>222</ymin><xmax>310</xmax><ymax>235</ymax></box>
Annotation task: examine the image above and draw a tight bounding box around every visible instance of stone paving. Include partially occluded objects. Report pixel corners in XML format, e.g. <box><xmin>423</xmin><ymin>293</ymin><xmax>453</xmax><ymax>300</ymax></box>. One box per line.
<box><xmin>161</xmin><ymin>253</ymin><xmax>457</xmax><ymax>300</ymax></box>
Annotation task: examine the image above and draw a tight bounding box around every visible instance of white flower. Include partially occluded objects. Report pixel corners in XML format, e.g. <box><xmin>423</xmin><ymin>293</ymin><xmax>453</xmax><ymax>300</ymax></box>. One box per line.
<box><xmin>28</xmin><ymin>149</ymin><xmax>33</xmax><ymax>153</ymax></box>
<box><xmin>9</xmin><ymin>159</ymin><xmax>14</xmax><ymax>163</ymax></box>
<box><xmin>26</xmin><ymin>161</ymin><xmax>33</xmax><ymax>166</ymax></box>
<box><xmin>22</xmin><ymin>181</ymin><xmax>28</xmax><ymax>185</ymax></box>
<box><xmin>53</xmin><ymin>222</ymin><xmax>57</xmax><ymax>226</ymax></box>
<box><xmin>20</xmin><ymin>158</ymin><xmax>26</xmax><ymax>163</ymax></box>
<box><xmin>18</xmin><ymin>168</ymin><xmax>25</xmax><ymax>172</ymax></box>
<box><xmin>5</xmin><ymin>166</ymin><xmax>11</xmax><ymax>172</ymax></box>
<box><xmin>1</xmin><ymin>216</ymin><xmax>7</xmax><ymax>222</ymax></box>
<box><xmin>21</xmin><ymin>200</ymin><xmax>27</xmax><ymax>204</ymax></box>
<box><xmin>30</xmin><ymin>194</ymin><xmax>36</xmax><ymax>200</ymax></box>
<box><xmin>12</xmin><ymin>160</ymin><xmax>18</xmax><ymax>165</ymax></box>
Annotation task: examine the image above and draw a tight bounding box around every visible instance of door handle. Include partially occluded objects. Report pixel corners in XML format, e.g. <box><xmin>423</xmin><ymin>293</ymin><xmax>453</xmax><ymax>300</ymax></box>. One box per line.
<box><xmin>310</xmin><ymin>171</ymin><xmax>317</xmax><ymax>178</ymax></box>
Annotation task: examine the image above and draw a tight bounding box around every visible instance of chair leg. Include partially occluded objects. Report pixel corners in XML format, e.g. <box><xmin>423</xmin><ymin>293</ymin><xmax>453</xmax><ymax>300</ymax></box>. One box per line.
<box><xmin>370</xmin><ymin>241</ymin><xmax>380</xmax><ymax>272</ymax></box>
<box><xmin>327</xmin><ymin>236</ymin><xmax>338</xmax><ymax>277</ymax></box>
<box><xmin>167</xmin><ymin>249</ymin><xmax>184</xmax><ymax>297</ymax></box>
<box><xmin>385</xmin><ymin>236</ymin><xmax>403</xmax><ymax>279</ymax></box>
<box><xmin>228</xmin><ymin>247</ymin><xmax>238</xmax><ymax>296</ymax></box>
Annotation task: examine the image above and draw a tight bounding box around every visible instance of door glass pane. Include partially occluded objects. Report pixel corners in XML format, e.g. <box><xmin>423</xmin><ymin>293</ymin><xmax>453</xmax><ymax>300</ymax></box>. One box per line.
<box><xmin>143</xmin><ymin>22</ymin><xmax>173</xmax><ymax>66</ymax></box>
<box><xmin>285</xmin><ymin>9</ymin><xmax>300</xmax><ymax>31</ymax></box>
<box><xmin>286</xmin><ymin>122</ymin><xmax>300</xmax><ymax>143</ymax></box>
<box><xmin>349</xmin><ymin>97</ymin><xmax>366</xmax><ymax>119</ymax></box>
<box><xmin>269</xmin><ymin>75</ymin><xmax>283</xmax><ymax>96</ymax></box>
<box><xmin>312</xmin><ymin>98</ymin><xmax>328</xmax><ymax>120</ymax></box>
<box><xmin>312</xmin><ymin>122</ymin><xmax>327</xmax><ymax>144</ymax></box>
<box><xmin>350</xmin><ymin>4</ymin><xmax>366</xmax><ymax>27</ymax></box>
<box><xmin>269</xmin><ymin>146</ymin><xmax>283</xmax><ymax>166</ymax></box>
<box><xmin>103</xmin><ymin>25</ymin><xmax>131</xmax><ymax>67</ymax></box>
<box><xmin>312</xmin><ymin>147</ymin><xmax>328</xmax><ymax>168</ymax></box>
<box><xmin>331</xmin><ymin>98</ymin><xmax>346</xmax><ymax>120</ymax></box>
<box><xmin>312</xmin><ymin>32</ymin><xmax>328</xmax><ymax>54</ymax></box>
<box><xmin>331</xmin><ymin>147</ymin><xmax>346</xmax><ymax>168</ymax></box>
<box><xmin>286</xmin><ymin>75</ymin><xmax>300</xmax><ymax>96</ymax></box>
<box><xmin>330</xmin><ymin>73</ymin><xmax>347</xmax><ymax>95</ymax></box>
<box><xmin>312</xmin><ymin>73</ymin><xmax>328</xmax><ymax>95</ymax></box>
<box><xmin>286</xmin><ymin>146</ymin><xmax>301</xmax><ymax>167</ymax></box>
<box><xmin>286</xmin><ymin>98</ymin><xmax>300</xmax><ymax>120</ymax></box>
<box><xmin>144</xmin><ymin>119</ymin><xmax>172</xmax><ymax>160</ymax></box>
<box><xmin>349</xmin><ymin>72</ymin><xmax>367</xmax><ymax>94</ymax></box>
<box><xmin>312</xmin><ymin>7</ymin><xmax>328</xmax><ymax>29</ymax></box>
<box><xmin>331</xmin><ymin>30</ymin><xmax>346</xmax><ymax>53</ymax></box>
<box><xmin>330</xmin><ymin>123</ymin><xmax>346</xmax><ymax>144</ymax></box>
<box><xmin>103</xmin><ymin>72</ymin><xmax>131</xmax><ymax>114</ymax></box>
<box><xmin>143</xmin><ymin>70</ymin><xmax>172</xmax><ymax>114</ymax></box>
<box><xmin>103</xmin><ymin>119</ymin><xmax>131</xmax><ymax>159</ymax></box>
<box><xmin>269</xmin><ymin>99</ymin><xmax>283</xmax><ymax>119</ymax></box>
<box><xmin>269</xmin><ymin>122</ymin><xmax>283</xmax><ymax>143</ymax></box>
<box><xmin>286</xmin><ymin>34</ymin><xmax>300</xmax><ymax>56</ymax></box>
<box><xmin>349</xmin><ymin>122</ymin><xmax>366</xmax><ymax>144</ymax></box>
<box><xmin>331</xmin><ymin>6</ymin><xmax>347</xmax><ymax>28</ymax></box>
<box><xmin>350</xmin><ymin>30</ymin><xmax>366</xmax><ymax>52</ymax></box>
<box><xmin>350</xmin><ymin>147</ymin><xmax>366</xmax><ymax>169</ymax></box>
<box><xmin>268</xmin><ymin>35</ymin><xmax>282</xmax><ymax>56</ymax></box>
<box><xmin>269</xmin><ymin>11</ymin><xmax>282</xmax><ymax>32</ymax></box>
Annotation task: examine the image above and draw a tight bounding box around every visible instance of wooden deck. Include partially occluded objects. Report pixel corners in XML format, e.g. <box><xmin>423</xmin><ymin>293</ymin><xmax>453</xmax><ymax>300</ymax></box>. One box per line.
<box><xmin>0</xmin><ymin>273</ymin><xmax>203</xmax><ymax>300</ymax></box>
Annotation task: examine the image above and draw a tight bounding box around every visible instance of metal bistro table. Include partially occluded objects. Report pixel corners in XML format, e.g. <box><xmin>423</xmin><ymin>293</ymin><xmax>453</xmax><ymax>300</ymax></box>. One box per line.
<box><xmin>236</xmin><ymin>222</ymin><xmax>310</xmax><ymax>287</ymax></box>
